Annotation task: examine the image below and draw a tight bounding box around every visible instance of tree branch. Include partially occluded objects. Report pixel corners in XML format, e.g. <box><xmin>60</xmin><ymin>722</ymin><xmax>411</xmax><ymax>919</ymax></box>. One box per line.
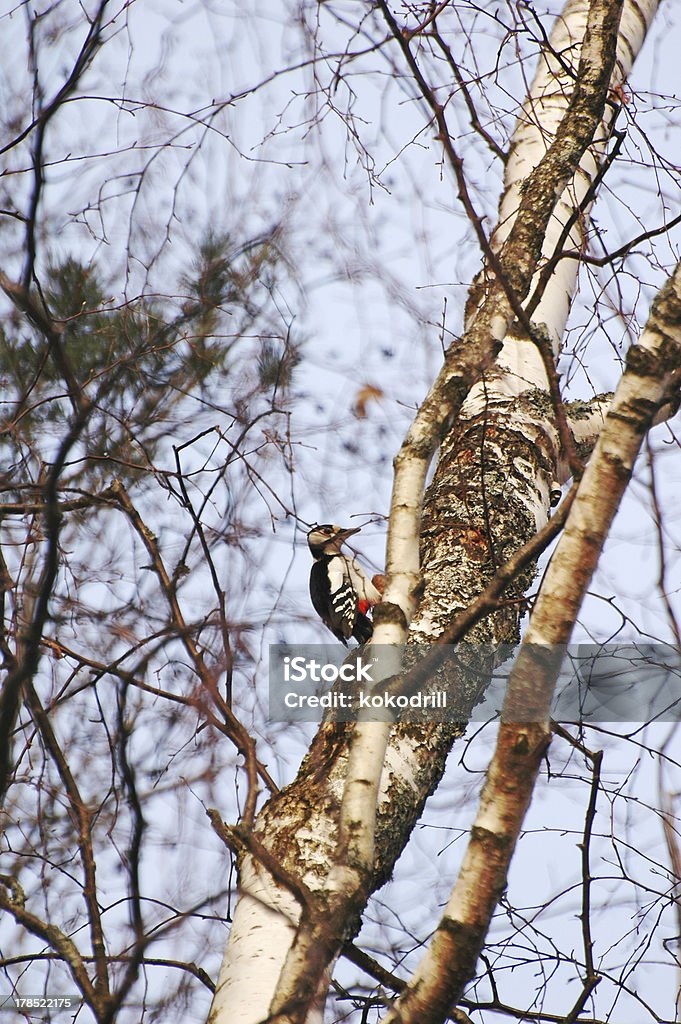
<box><xmin>383</xmin><ymin>258</ymin><xmax>681</xmax><ymax>1022</ymax></box>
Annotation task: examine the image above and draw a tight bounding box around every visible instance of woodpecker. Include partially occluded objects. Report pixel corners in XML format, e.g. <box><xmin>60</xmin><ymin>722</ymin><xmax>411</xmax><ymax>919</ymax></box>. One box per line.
<box><xmin>307</xmin><ymin>524</ymin><xmax>381</xmax><ymax>645</ymax></box>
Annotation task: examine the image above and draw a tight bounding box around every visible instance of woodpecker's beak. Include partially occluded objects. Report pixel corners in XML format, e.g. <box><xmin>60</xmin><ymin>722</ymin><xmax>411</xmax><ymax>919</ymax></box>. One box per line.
<box><xmin>334</xmin><ymin>526</ymin><xmax>361</xmax><ymax>543</ymax></box>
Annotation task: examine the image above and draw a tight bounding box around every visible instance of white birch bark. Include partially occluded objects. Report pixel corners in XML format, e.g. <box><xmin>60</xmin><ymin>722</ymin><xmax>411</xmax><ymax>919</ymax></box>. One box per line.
<box><xmin>208</xmin><ymin>861</ymin><xmax>305</xmax><ymax>1024</ymax></box>
<box><xmin>207</xmin><ymin>3</ymin><xmax>659</xmax><ymax>1022</ymax></box>
<box><xmin>463</xmin><ymin>0</ymin><xmax>658</xmax><ymax>481</ymax></box>
<box><xmin>491</xmin><ymin>0</ymin><xmax>653</xmax><ymax>343</ymax></box>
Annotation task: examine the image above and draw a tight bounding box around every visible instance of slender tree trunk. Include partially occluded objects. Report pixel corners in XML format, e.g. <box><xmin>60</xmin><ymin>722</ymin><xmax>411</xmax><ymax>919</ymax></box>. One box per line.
<box><xmin>383</xmin><ymin>259</ymin><xmax>681</xmax><ymax>1023</ymax></box>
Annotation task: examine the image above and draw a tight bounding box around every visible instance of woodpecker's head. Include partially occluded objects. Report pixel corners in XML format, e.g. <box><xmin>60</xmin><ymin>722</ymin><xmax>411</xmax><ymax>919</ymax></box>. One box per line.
<box><xmin>307</xmin><ymin>524</ymin><xmax>361</xmax><ymax>558</ymax></box>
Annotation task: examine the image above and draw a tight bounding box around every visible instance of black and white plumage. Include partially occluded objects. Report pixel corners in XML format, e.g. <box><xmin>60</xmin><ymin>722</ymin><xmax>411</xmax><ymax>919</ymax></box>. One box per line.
<box><xmin>307</xmin><ymin>524</ymin><xmax>381</xmax><ymax>645</ymax></box>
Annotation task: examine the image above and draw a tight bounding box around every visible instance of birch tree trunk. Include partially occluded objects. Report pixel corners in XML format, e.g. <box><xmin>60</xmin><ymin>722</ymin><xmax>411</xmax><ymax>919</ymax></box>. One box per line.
<box><xmin>207</xmin><ymin>2</ymin><xmax>662</xmax><ymax>1022</ymax></box>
